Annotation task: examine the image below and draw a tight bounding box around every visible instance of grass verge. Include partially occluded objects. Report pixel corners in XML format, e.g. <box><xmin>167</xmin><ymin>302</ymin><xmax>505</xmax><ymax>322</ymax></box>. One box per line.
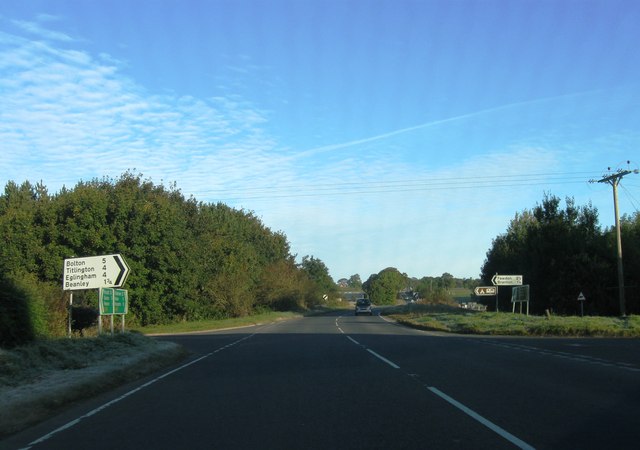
<box><xmin>0</xmin><ymin>333</ymin><xmax>187</xmax><ymax>437</ymax></box>
<box><xmin>130</xmin><ymin>310</ymin><xmax>302</xmax><ymax>335</ymax></box>
<box><xmin>0</xmin><ymin>309</ymin><xmax>306</xmax><ymax>437</ymax></box>
<box><xmin>384</xmin><ymin>303</ymin><xmax>640</xmax><ymax>337</ymax></box>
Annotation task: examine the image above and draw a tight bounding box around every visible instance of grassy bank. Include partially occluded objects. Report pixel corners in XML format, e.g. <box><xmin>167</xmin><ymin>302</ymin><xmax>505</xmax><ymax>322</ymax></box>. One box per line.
<box><xmin>384</xmin><ymin>303</ymin><xmax>640</xmax><ymax>337</ymax></box>
<box><xmin>0</xmin><ymin>333</ymin><xmax>186</xmax><ymax>436</ymax></box>
<box><xmin>131</xmin><ymin>310</ymin><xmax>302</xmax><ymax>335</ymax></box>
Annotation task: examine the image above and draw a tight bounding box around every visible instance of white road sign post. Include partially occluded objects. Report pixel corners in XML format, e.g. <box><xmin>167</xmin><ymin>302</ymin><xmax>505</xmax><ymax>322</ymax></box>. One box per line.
<box><xmin>491</xmin><ymin>275</ymin><xmax>523</xmax><ymax>286</ymax></box>
<box><xmin>578</xmin><ymin>292</ymin><xmax>586</xmax><ymax>317</ymax></box>
<box><xmin>62</xmin><ymin>254</ymin><xmax>130</xmax><ymax>291</ymax></box>
<box><xmin>491</xmin><ymin>274</ymin><xmax>523</xmax><ymax>312</ymax></box>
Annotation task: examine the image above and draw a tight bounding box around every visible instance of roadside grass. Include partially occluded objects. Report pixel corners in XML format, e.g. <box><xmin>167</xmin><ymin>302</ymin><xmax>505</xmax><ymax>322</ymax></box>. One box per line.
<box><xmin>0</xmin><ymin>333</ymin><xmax>186</xmax><ymax>436</ymax></box>
<box><xmin>384</xmin><ymin>303</ymin><xmax>640</xmax><ymax>337</ymax></box>
<box><xmin>130</xmin><ymin>310</ymin><xmax>303</xmax><ymax>335</ymax></box>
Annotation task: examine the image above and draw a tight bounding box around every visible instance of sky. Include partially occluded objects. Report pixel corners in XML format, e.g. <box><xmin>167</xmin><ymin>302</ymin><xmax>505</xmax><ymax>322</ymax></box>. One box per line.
<box><xmin>1</xmin><ymin>0</ymin><xmax>639</xmax><ymax>282</ymax></box>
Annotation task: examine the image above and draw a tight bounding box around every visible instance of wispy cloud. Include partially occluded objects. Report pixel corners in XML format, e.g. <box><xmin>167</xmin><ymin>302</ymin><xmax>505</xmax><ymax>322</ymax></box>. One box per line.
<box><xmin>11</xmin><ymin>19</ymin><xmax>74</xmax><ymax>42</ymax></box>
<box><xmin>0</xmin><ymin>29</ymin><xmax>288</xmax><ymax>197</ymax></box>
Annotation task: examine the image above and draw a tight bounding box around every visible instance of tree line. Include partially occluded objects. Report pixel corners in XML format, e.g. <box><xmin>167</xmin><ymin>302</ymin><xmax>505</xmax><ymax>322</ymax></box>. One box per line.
<box><xmin>341</xmin><ymin>270</ymin><xmax>478</xmax><ymax>305</ymax></box>
<box><xmin>0</xmin><ymin>172</ymin><xmax>336</xmax><ymax>347</ymax></box>
<box><xmin>480</xmin><ymin>193</ymin><xmax>640</xmax><ymax>315</ymax></box>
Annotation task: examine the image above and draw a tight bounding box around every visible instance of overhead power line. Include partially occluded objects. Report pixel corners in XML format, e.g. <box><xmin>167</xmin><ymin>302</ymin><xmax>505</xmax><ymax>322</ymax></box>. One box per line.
<box><xmin>201</xmin><ymin>171</ymin><xmax>602</xmax><ymax>201</ymax></box>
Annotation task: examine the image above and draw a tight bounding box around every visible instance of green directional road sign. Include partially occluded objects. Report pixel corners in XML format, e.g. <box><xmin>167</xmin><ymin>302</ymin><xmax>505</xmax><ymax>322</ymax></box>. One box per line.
<box><xmin>100</xmin><ymin>288</ymin><xmax>114</xmax><ymax>315</ymax></box>
<box><xmin>100</xmin><ymin>288</ymin><xmax>128</xmax><ymax>315</ymax></box>
<box><xmin>113</xmin><ymin>289</ymin><xmax>128</xmax><ymax>314</ymax></box>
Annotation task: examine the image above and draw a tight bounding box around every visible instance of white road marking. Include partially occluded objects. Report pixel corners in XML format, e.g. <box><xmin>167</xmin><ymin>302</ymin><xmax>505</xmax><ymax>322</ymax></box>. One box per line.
<box><xmin>336</xmin><ymin>314</ymin><xmax>534</xmax><ymax>449</ymax></box>
<box><xmin>366</xmin><ymin>349</ymin><xmax>400</xmax><ymax>369</ymax></box>
<box><xmin>480</xmin><ymin>340</ymin><xmax>640</xmax><ymax>372</ymax></box>
<box><xmin>347</xmin><ymin>336</ymin><xmax>360</xmax><ymax>345</ymax></box>
<box><xmin>20</xmin><ymin>334</ymin><xmax>255</xmax><ymax>450</ymax></box>
<box><xmin>427</xmin><ymin>387</ymin><xmax>536</xmax><ymax>450</ymax></box>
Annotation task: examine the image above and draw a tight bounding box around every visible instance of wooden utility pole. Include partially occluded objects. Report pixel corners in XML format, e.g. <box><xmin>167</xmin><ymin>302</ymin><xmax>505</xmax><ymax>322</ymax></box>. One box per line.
<box><xmin>592</xmin><ymin>166</ymin><xmax>639</xmax><ymax>316</ymax></box>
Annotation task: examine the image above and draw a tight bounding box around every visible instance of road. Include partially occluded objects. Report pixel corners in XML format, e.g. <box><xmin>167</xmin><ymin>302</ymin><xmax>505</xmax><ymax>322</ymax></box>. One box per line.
<box><xmin>3</xmin><ymin>311</ymin><xmax>640</xmax><ymax>449</ymax></box>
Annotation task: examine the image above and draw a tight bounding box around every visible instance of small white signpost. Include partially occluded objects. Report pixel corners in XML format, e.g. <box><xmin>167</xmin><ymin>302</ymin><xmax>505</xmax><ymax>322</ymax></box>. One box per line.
<box><xmin>578</xmin><ymin>292</ymin><xmax>586</xmax><ymax>317</ymax></box>
<box><xmin>491</xmin><ymin>274</ymin><xmax>523</xmax><ymax>312</ymax></box>
<box><xmin>492</xmin><ymin>275</ymin><xmax>523</xmax><ymax>286</ymax></box>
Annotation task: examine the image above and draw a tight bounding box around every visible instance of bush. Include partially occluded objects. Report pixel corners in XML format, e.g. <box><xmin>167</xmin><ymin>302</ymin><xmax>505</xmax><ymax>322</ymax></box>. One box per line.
<box><xmin>0</xmin><ymin>275</ymin><xmax>36</xmax><ymax>348</ymax></box>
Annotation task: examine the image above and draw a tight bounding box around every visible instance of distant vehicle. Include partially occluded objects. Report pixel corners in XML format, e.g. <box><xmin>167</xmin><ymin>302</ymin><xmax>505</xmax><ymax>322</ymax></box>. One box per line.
<box><xmin>354</xmin><ymin>298</ymin><xmax>373</xmax><ymax>316</ymax></box>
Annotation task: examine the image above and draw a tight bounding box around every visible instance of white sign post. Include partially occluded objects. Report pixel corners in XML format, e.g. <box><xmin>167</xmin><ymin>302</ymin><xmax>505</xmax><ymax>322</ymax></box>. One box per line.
<box><xmin>491</xmin><ymin>275</ymin><xmax>523</xmax><ymax>286</ymax></box>
<box><xmin>62</xmin><ymin>254</ymin><xmax>130</xmax><ymax>291</ymax></box>
<box><xmin>63</xmin><ymin>254</ymin><xmax>130</xmax><ymax>337</ymax></box>
<box><xmin>491</xmin><ymin>274</ymin><xmax>523</xmax><ymax>312</ymax></box>
<box><xmin>578</xmin><ymin>292</ymin><xmax>586</xmax><ymax>317</ymax></box>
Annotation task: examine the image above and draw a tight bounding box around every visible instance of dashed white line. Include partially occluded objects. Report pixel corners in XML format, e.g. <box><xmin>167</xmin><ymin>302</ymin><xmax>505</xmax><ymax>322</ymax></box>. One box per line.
<box><xmin>346</xmin><ymin>336</ymin><xmax>360</xmax><ymax>346</ymax></box>
<box><xmin>366</xmin><ymin>348</ymin><xmax>401</xmax><ymax>369</ymax></box>
<box><xmin>337</xmin><ymin>314</ymin><xmax>534</xmax><ymax>449</ymax></box>
<box><xmin>480</xmin><ymin>340</ymin><xmax>640</xmax><ymax>372</ymax></box>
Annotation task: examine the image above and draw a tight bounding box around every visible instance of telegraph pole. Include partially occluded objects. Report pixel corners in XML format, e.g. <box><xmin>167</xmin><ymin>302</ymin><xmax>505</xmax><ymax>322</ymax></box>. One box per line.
<box><xmin>592</xmin><ymin>165</ymin><xmax>639</xmax><ymax>316</ymax></box>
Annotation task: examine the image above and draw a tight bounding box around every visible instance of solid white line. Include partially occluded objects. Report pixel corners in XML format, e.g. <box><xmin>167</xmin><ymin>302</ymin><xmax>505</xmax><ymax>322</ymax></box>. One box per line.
<box><xmin>23</xmin><ymin>334</ymin><xmax>254</xmax><ymax>449</ymax></box>
<box><xmin>367</xmin><ymin>349</ymin><xmax>400</xmax><ymax>369</ymax></box>
<box><xmin>427</xmin><ymin>387</ymin><xmax>535</xmax><ymax>450</ymax></box>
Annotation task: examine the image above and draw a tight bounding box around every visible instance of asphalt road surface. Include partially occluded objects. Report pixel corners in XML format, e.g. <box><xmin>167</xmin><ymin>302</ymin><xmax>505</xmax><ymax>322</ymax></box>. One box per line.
<box><xmin>3</xmin><ymin>311</ymin><xmax>640</xmax><ymax>449</ymax></box>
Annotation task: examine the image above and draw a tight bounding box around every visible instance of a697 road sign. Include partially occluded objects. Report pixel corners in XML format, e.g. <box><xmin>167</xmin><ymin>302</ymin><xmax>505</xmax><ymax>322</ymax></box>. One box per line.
<box><xmin>474</xmin><ymin>286</ymin><xmax>497</xmax><ymax>296</ymax></box>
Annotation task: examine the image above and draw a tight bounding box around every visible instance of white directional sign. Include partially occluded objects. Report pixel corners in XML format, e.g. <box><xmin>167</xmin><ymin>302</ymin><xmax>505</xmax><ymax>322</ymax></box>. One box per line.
<box><xmin>474</xmin><ymin>286</ymin><xmax>497</xmax><ymax>296</ymax></box>
<box><xmin>63</xmin><ymin>254</ymin><xmax>130</xmax><ymax>291</ymax></box>
<box><xmin>491</xmin><ymin>274</ymin><xmax>523</xmax><ymax>286</ymax></box>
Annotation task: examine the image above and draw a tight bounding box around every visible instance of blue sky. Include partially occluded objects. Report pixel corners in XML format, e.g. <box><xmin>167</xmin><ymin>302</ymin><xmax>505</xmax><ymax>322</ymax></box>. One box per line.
<box><xmin>1</xmin><ymin>0</ymin><xmax>639</xmax><ymax>281</ymax></box>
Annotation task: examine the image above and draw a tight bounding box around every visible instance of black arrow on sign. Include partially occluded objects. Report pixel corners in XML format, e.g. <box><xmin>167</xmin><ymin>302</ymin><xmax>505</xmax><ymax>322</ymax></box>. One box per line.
<box><xmin>114</xmin><ymin>255</ymin><xmax>130</xmax><ymax>286</ymax></box>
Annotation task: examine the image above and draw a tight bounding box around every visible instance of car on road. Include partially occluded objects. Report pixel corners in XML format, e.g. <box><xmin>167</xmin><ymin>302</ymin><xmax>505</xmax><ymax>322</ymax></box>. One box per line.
<box><xmin>354</xmin><ymin>298</ymin><xmax>373</xmax><ymax>316</ymax></box>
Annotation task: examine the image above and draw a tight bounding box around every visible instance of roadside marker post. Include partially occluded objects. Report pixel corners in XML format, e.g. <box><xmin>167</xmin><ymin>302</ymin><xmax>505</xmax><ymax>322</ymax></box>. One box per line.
<box><xmin>578</xmin><ymin>292</ymin><xmax>586</xmax><ymax>317</ymax></box>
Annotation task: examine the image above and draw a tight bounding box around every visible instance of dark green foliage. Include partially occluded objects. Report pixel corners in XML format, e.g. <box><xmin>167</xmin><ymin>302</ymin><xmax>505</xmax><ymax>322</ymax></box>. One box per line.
<box><xmin>0</xmin><ymin>275</ymin><xmax>35</xmax><ymax>348</ymax></box>
<box><xmin>71</xmin><ymin>306</ymin><xmax>99</xmax><ymax>335</ymax></box>
<box><xmin>363</xmin><ymin>267</ymin><xmax>407</xmax><ymax>305</ymax></box>
<box><xmin>616</xmin><ymin>212</ymin><xmax>640</xmax><ymax>313</ymax></box>
<box><xmin>0</xmin><ymin>173</ymin><xmax>332</xmax><ymax>336</ymax></box>
<box><xmin>480</xmin><ymin>194</ymin><xmax>639</xmax><ymax>315</ymax></box>
<box><xmin>0</xmin><ymin>271</ymin><xmax>63</xmax><ymax>346</ymax></box>
<box><xmin>347</xmin><ymin>274</ymin><xmax>362</xmax><ymax>288</ymax></box>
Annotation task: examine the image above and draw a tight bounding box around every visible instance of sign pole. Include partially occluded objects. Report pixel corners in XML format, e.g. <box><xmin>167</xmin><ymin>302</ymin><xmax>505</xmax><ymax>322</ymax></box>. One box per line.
<box><xmin>98</xmin><ymin>288</ymin><xmax>103</xmax><ymax>335</ymax></box>
<box><xmin>67</xmin><ymin>292</ymin><xmax>73</xmax><ymax>338</ymax></box>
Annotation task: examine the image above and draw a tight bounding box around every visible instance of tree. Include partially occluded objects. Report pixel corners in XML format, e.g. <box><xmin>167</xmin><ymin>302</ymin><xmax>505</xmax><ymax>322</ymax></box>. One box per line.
<box><xmin>347</xmin><ymin>274</ymin><xmax>362</xmax><ymax>288</ymax></box>
<box><xmin>614</xmin><ymin>212</ymin><xmax>640</xmax><ymax>313</ymax></box>
<box><xmin>363</xmin><ymin>267</ymin><xmax>406</xmax><ymax>305</ymax></box>
<box><xmin>0</xmin><ymin>173</ymin><xmax>312</xmax><ymax>331</ymax></box>
<box><xmin>299</xmin><ymin>256</ymin><xmax>337</xmax><ymax>305</ymax></box>
<box><xmin>481</xmin><ymin>194</ymin><xmax>614</xmax><ymax>314</ymax></box>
